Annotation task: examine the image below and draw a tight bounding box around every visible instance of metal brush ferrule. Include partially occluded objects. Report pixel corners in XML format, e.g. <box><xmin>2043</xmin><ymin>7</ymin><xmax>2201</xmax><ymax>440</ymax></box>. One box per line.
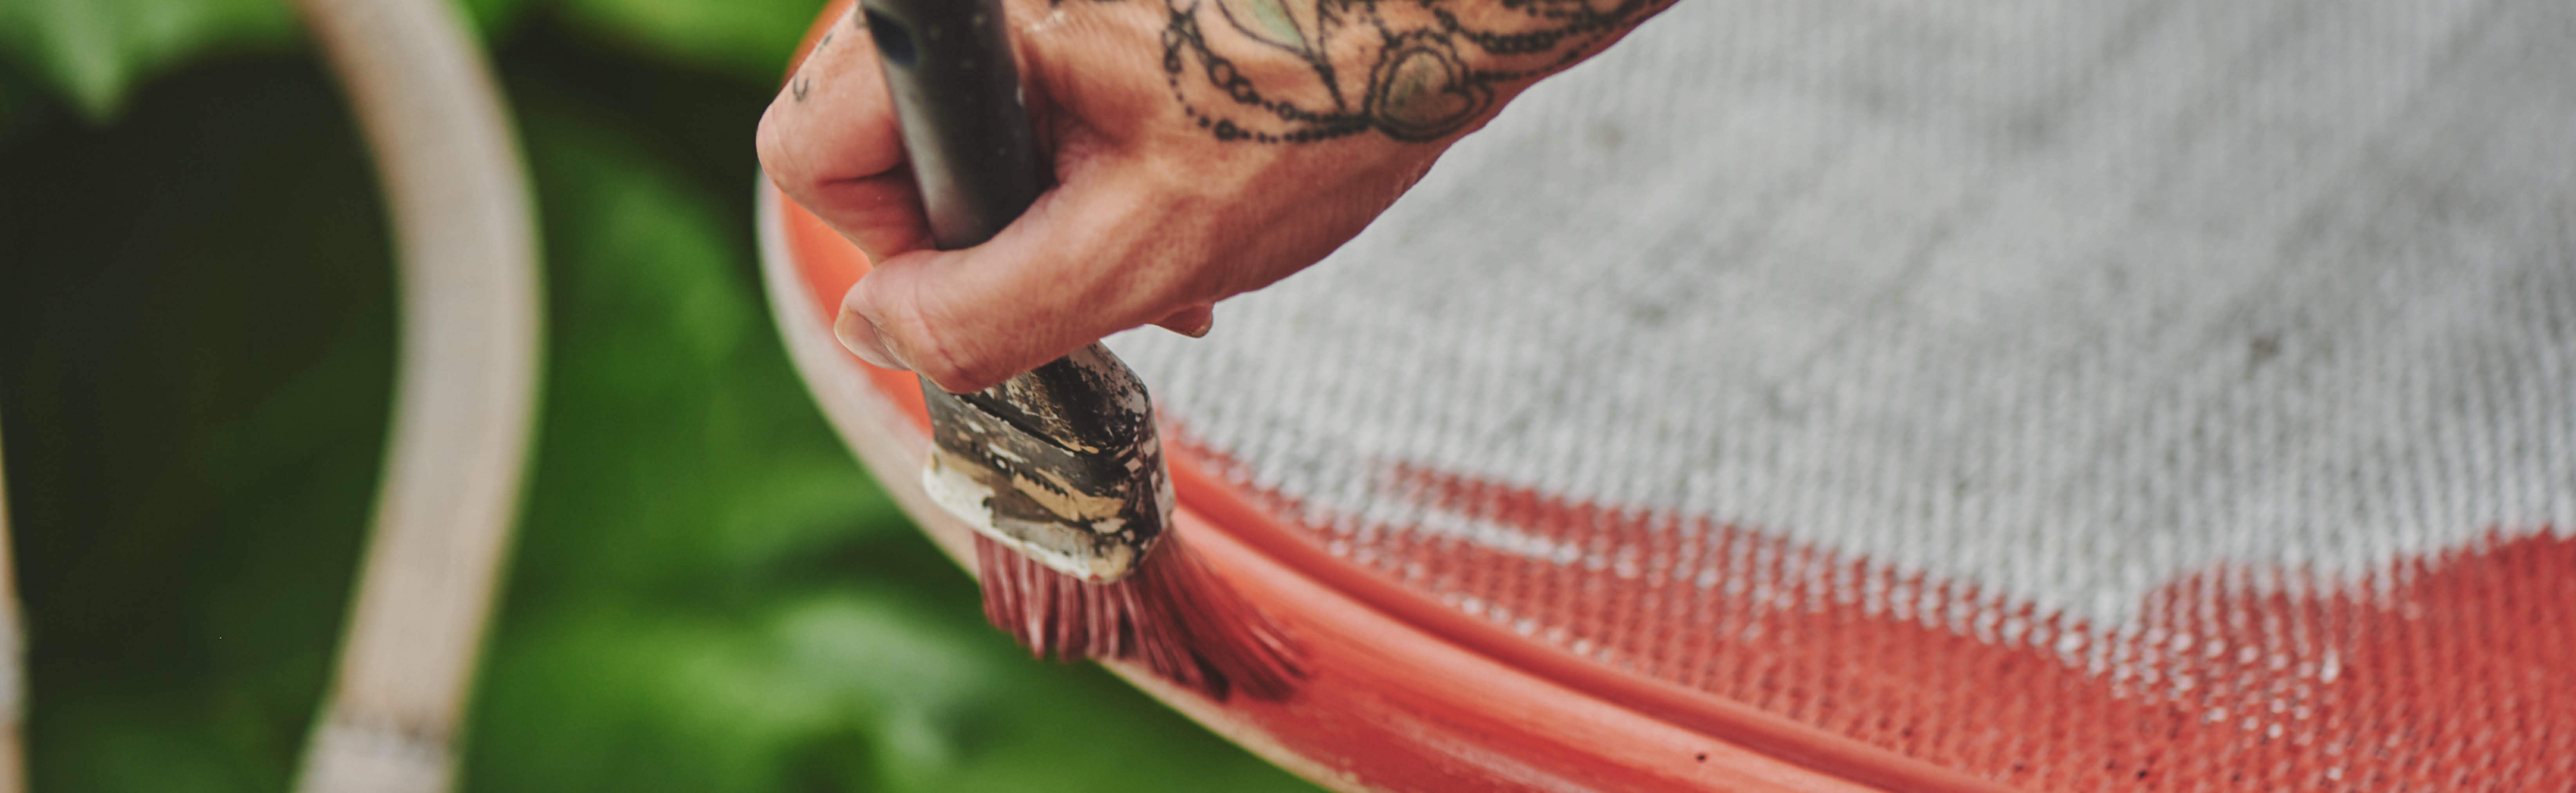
<box><xmin>919</xmin><ymin>343</ymin><xmax>1173</xmax><ymax>582</ymax></box>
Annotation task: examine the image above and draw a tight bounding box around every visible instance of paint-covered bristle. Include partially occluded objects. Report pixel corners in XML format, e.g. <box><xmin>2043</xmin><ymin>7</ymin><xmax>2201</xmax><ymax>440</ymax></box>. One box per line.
<box><xmin>976</xmin><ymin>533</ymin><xmax>1302</xmax><ymax>701</ymax></box>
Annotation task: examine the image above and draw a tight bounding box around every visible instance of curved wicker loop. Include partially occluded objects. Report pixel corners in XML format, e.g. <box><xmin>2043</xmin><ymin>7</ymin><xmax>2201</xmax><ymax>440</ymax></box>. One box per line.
<box><xmin>289</xmin><ymin>0</ymin><xmax>543</xmax><ymax>791</ymax></box>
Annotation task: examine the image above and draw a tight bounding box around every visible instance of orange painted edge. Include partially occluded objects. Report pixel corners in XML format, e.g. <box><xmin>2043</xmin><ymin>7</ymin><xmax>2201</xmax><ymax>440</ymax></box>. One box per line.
<box><xmin>1168</xmin><ymin>459</ymin><xmax>2018</xmax><ymax>793</ymax></box>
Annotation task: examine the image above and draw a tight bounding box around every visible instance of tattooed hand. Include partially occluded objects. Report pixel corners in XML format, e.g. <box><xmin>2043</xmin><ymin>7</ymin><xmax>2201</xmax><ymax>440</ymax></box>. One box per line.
<box><xmin>758</xmin><ymin>0</ymin><xmax>1671</xmax><ymax>392</ymax></box>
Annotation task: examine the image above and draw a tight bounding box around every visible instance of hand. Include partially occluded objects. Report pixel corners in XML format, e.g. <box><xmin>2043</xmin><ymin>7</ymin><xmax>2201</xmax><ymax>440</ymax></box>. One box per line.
<box><xmin>758</xmin><ymin>0</ymin><xmax>1669</xmax><ymax>392</ymax></box>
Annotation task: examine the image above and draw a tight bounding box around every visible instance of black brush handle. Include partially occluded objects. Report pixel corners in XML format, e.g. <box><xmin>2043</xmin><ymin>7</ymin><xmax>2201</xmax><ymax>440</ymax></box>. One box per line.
<box><xmin>866</xmin><ymin>0</ymin><xmax>1156</xmax><ymax>482</ymax></box>
<box><xmin>861</xmin><ymin>0</ymin><xmax>1044</xmax><ymax>249</ymax></box>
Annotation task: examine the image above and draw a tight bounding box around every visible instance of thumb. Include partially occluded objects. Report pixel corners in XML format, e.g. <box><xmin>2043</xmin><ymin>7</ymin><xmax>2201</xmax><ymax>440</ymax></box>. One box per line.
<box><xmin>832</xmin><ymin>167</ymin><xmax>1211</xmax><ymax>393</ymax></box>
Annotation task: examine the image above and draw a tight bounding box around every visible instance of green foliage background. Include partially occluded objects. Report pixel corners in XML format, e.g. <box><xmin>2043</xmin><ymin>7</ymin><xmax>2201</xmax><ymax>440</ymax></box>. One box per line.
<box><xmin>0</xmin><ymin>1</ymin><xmax>1320</xmax><ymax>791</ymax></box>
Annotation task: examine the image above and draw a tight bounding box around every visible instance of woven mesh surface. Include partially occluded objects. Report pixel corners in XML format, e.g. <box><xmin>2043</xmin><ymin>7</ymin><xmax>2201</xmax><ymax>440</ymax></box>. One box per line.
<box><xmin>1112</xmin><ymin>0</ymin><xmax>2576</xmax><ymax>788</ymax></box>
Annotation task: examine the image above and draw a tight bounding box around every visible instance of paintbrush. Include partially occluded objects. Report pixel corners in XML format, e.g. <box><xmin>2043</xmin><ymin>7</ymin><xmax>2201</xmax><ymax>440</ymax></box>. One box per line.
<box><xmin>856</xmin><ymin>0</ymin><xmax>1301</xmax><ymax>700</ymax></box>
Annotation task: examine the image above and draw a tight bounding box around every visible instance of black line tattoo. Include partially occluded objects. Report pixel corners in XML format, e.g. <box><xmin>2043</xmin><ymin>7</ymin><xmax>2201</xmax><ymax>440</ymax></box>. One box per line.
<box><xmin>1149</xmin><ymin>0</ymin><xmax>1671</xmax><ymax>143</ymax></box>
<box><xmin>791</xmin><ymin>29</ymin><xmax>832</xmax><ymax>103</ymax></box>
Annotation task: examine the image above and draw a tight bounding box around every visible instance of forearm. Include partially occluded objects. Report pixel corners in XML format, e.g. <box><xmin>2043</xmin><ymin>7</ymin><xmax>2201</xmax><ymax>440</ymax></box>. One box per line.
<box><xmin>1151</xmin><ymin>0</ymin><xmax>1682</xmax><ymax>144</ymax></box>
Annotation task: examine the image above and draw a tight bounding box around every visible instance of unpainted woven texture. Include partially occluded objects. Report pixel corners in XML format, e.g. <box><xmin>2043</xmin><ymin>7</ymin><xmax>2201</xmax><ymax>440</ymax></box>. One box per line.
<box><xmin>1114</xmin><ymin>0</ymin><xmax>2576</xmax><ymax>788</ymax></box>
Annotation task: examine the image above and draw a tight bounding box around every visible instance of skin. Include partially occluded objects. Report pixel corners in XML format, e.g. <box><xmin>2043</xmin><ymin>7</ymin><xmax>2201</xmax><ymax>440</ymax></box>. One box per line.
<box><xmin>758</xmin><ymin>0</ymin><xmax>1676</xmax><ymax>393</ymax></box>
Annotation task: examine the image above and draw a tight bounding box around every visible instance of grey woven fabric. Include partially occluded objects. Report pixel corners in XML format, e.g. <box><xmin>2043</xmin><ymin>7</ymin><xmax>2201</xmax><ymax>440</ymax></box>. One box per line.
<box><xmin>1114</xmin><ymin>0</ymin><xmax>2575</xmax><ymax>634</ymax></box>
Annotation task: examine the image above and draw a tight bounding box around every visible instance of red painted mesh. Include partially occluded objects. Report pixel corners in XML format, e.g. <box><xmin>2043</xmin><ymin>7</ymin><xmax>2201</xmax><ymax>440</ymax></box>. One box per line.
<box><xmin>1216</xmin><ymin>462</ymin><xmax>2574</xmax><ymax>790</ymax></box>
<box><xmin>1123</xmin><ymin>0</ymin><xmax>2576</xmax><ymax>782</ymax></box>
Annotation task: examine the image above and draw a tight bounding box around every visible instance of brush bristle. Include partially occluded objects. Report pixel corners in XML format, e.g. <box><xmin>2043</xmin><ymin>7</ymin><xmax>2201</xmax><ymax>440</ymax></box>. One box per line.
<box><xmin>976</xmin><ymin>533</ymin><xmax>1303</xmax><ymax>701</ymax></box>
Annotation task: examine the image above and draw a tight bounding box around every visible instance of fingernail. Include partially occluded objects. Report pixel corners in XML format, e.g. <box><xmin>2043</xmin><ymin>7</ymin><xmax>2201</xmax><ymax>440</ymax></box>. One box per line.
<box><xmin>834</xmin><ymin>309</ymin><xmax>905</xmax><ymax>370</ymax></box>
<box><xmin>1178</xmin><ymin>311</ymin><xmax>1215</xmax><ymax>338</ymax></box>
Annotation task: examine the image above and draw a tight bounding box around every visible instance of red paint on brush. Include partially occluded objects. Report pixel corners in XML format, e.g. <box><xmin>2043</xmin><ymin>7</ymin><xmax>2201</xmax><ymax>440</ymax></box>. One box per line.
<box><xmin>977</xmin><ymin>533</ymin><xmax>1302</xmax><ymax>701</ymax></box>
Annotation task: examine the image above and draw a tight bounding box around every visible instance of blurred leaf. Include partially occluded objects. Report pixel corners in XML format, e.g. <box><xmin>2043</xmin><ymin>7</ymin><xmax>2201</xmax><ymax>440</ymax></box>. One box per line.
<box><xmin>552</xmin><ymin>0</ymin><xmax>823</xmax><ymax>83</ymax></box>
<box><xmin>0</xmin><ymin>0</ymin><xmax>297</xmax><ymax>120</ymax></box>
<box><xmin>493</xmin><ymin>82</ymin><xmax>896</xmax><ymax>599</ymax></box>
<box><xmin>0</xmin><ymin>0</ymin><xmax>536</xmax><ymax>123</ymax></box>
